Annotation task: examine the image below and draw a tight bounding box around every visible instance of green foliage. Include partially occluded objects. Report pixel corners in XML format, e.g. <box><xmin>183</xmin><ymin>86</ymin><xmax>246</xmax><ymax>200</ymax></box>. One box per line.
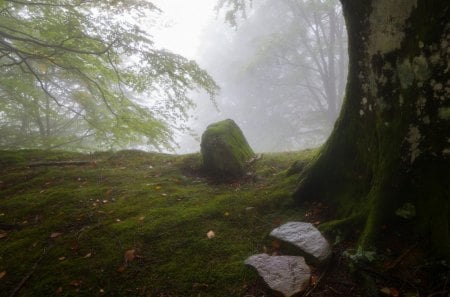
<box><xmin>0</xmin><ymin>0</ymin><xmax>218</xmax><ymax>151</ymax></box>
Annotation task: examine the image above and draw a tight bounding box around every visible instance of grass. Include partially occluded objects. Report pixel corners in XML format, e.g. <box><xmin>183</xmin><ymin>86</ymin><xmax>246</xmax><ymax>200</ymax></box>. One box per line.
<box><xmin>0</xmin><ymin>149</ymin><xmax>316</xmax><ymax>297</ymax></box>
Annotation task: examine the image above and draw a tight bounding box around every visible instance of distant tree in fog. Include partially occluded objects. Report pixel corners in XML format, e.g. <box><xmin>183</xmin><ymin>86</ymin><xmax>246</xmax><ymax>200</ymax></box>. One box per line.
<box><xmin>197</xmin><ymin>0</ymin><xmax>347</xmax><ymax>151</ymax></box>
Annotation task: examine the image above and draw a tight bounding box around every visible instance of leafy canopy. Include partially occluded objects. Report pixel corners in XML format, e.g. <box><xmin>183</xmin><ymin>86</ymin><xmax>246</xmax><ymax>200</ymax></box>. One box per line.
<box><xmin>0</xmin><ymin>0</ymin><xmax>218</xmax><ymax>150</ymax></box>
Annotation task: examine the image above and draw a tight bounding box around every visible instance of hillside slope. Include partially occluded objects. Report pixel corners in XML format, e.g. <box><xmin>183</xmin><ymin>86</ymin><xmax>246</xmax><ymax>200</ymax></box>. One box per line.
<box><xmin>0</xmin><ymin>149</ymin><xmax>314</xmax><ymax>296</ymax></box>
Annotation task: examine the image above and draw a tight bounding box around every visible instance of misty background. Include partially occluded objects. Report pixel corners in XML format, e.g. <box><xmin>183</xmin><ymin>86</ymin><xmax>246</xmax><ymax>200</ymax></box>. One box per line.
<box><xmin>168</xmin><ymin>0</ymin><xmax>348</xmax><ymax>153</ymax></box>
<box><xmin>0</xmin><ymin>0</ymin><xmax>347</xmax><ymax>153</ymax></box>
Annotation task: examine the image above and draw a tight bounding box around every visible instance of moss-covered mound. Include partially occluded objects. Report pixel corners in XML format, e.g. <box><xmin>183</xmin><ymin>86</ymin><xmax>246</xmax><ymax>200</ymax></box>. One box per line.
<box><xmin>201</xmin><ymin>119</ymin><xmax>255</xmax><ymax>179</ymax></box>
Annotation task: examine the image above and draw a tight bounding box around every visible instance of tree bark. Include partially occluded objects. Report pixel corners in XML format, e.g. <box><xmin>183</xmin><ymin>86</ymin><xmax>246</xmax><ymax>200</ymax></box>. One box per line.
<box><xmin>294</xmin><ymin>0</ymin><xmax>450</xmax><ymax>259</ymax></box>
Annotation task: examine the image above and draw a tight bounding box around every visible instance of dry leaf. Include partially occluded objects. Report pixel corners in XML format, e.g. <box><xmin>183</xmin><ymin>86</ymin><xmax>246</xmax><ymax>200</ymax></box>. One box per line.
<box><xmin>124</xmin><ymin>249</ymin><xmax>135</xmax><ymax>263</ymax></box>
<box><xmin>224</xmin><ymin>212</ymin><xmax>230</xmax><ymax>217</ymax></box>
<box><xmin>0</xmin><ymin>271</ymin><xmax>6</xmax><ymax>279</ymax></box>
<box><xmin>380</xmin><ymin>287</ymin><xmax>391</xmax><ymax>295</ymax></box>
<box><xmin>70</xmin><ymin>280</ymin><xmax>82</xmax><ymax>287</ymax></box>
<box><xmin>83</xmin><ymin>253</ymin><xmax>92</xmax><ymax>258</ymax></box>
<box><xmin>138</xmin><ymin>216</ymin><xmax>145</xmax><ymax>221</ymax></box>
<box><xmin>50</xmin><ymin>232</ymin><xmax>63</xmax><ymax>238</ymax></box>
<box><xmin>155</xmin><ymin>186</ymin><xmax>162</xmax><ymax>190</ymax></box>
<box><xmin>271</xmin><ymin>240</ymin><xmax>281</xmax><ymax>250</ymax></box>
<box><xmin>58</xmin><ymin>256</ymin><xmax>66</xmax><ymax>261</ymax></box>
<box><xmin>389</xmin><ymin>288</ymin><xmax>400</xmax><ymax>297</ymax></box>
<box><xmin>0</xmin><ymin>232</ymin><xmax>7</xmax><ymax>239</ymax></box>
<box><xmin>206</xmin><ymin>230</ymin><xmax>215</xmax><ymax>239</ymax></box>
<box><xmin>116</xmin><ymin>265</ymin><xmax>126</xmax><ymax>272</ymax></box>
<box><xmin>310</xmin><ymin>274</ymin><xmax>318</xmax><ymax>286</ymax></box>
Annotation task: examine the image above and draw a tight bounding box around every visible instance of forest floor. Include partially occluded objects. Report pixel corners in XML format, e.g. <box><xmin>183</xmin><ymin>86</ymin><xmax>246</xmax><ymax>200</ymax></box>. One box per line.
<box><xmin>0</xmin><ymin>149</ymin><xmax>447</xmax><ymax>297</ymax></box>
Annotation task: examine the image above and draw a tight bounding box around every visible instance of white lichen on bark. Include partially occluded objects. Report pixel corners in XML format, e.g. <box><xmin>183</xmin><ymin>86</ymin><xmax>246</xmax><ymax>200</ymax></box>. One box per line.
<box><xmin>368</xmin><ymin>0</ymin><xmax>417</xmax><ymax>55</ymax></box>
<box><xmin>406</xmin><ymin>125</ymin><xmax>421</xmax><ymax>163</ymax></box>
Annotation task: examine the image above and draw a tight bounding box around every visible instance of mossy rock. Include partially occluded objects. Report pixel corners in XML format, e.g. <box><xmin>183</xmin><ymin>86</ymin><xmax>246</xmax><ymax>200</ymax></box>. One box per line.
<box><xmin>200</xmin><ymin>119</ymin><xmax>255</xmax><ymax>180</ymax></box>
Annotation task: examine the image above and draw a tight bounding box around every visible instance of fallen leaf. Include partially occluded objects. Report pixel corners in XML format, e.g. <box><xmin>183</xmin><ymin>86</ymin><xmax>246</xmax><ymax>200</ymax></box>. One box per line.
<box><xmin>310</xmin><ymin>274</ymin><xmax>318</xmax><ymax>286</ymax></box>
<box><xmin>224</xmin><ymin>212</ymin><xmax>230</xmax><ymax>217</ymax></box>
<box><xmin>155</xmin><ymin>186</ymin><xmax>161</xmax><ymax>190</ymax></box>
<box><xmin>138</xmin><ymin>216</ymin><xmax>145</xmax><ymax>221</ymax></box>
<box><xmin>0</xmin><ymin>232</ymin><xmax>7</xmax><ymax>239</ymax></box>
<box><xmin>0</xmin><ymin>271</ymin><xmax>6</xmax><ymax>279</ymax></box>
<box><xmin>206</xmin><ymin>230</ymin><xmax>215</xmax><ymax>239</ymax></box>
<box><xmin>389</xmin><ymin>288</ymin><xmax>400</xmax><ymax>297</ymax></box>
<box><xmin>58</xmin><ymin>256</ymin><xmax>66</xmax><ymax>261</ymax></box>
<box><xmin>380</xmin><ymin>288</ymin><xmax>391</xmax><ymax>295</ymax></box>
<box><xmin>116</xmin><ymin>218</ymin><xmax>121</xmax><ymax>222</ymax></box>
<box><xmin>271</xmin><ymin>240</ymin><xmax>281</xmax><ymax>250</ymax></box>
<box><xmin>55</xmin><ymin>287</ymin><xmax>63</xmax><ymax>294</ymax></box>
<box><xmin>124</xmin><ymin>249</ymin><xmax>135</xmax><ymax>263</ymax></box>
<box><xmin>116</xmin><ymin>266</ymin><xmax>126</xmax><ymax>273</ymax></box>
<box><xmin>70</xmin><ymin>280</ymin><xmax>82</xmax><ymax>287</ymax></box>
<box><xmin>50</xmin><ymin>232</ymin><xmax>63</xmax><ymax>238</ymax></box>
<box><xmin>83</xmin><ymin>252</ymin><xmax>92</xmax><ymax>258</ymax></box>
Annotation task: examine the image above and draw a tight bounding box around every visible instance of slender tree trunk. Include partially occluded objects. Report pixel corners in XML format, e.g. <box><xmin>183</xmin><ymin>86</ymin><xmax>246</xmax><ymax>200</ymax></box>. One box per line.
<box><xmin>294</xmin><ymin>0</ymin><xmax>450</xmax><ymax>259</ymax></box>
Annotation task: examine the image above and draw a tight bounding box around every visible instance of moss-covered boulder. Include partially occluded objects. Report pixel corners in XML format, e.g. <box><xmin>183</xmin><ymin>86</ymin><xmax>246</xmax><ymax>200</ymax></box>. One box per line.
<box><xmin>201</xmin><ymin>119</ymin><xmax>255</xmax><ymax>179</ymax></box>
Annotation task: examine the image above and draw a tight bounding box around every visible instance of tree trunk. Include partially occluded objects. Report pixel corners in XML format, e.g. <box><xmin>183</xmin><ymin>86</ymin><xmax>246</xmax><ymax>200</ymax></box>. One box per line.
<box><xmin>294</xmin><ymin>0</ymin><xmax>450</xmax><ymax>259</ymax></box>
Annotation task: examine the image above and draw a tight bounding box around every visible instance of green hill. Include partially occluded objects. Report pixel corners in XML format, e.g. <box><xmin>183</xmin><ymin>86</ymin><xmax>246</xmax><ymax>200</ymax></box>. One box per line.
<box><xmin>0</xmin><ymin>149</ymin><xmax>315</xmax><ymax>296</ymax></box>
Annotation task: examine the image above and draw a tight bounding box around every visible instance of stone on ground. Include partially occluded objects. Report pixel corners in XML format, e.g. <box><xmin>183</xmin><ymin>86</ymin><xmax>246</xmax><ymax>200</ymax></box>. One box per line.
<box><xmin>200</xmin><ymin>119</ymin><xmax>254</xmax><ymax>179</ymax></box>
<box><xmin>245</xmin><ymin>254</ymin><xmax>311</xmax><ymax>297</ymax></box>
<box><xmin>270</xmin><ymin>222</ymin><xmax>331</xmax><ymax>264</ymax></box>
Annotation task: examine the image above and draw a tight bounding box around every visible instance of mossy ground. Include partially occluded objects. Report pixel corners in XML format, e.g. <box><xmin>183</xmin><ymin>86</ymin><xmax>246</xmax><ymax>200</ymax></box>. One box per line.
<box><xmin>0</xmin><ymin>149</ymin><xmax>314</xmax><ymax>297</ymax></box>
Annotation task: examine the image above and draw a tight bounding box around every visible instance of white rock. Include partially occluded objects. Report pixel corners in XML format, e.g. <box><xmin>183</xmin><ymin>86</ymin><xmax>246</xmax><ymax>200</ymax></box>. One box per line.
<box><xmin>245</xmin><ymin>254</ymin><xmax>310</xmax><ymax>297</ymax></box>
<box><xmin>270</xmin><ymin>222</ymin><xmax>332</xmax><ymax>263</ymax></box>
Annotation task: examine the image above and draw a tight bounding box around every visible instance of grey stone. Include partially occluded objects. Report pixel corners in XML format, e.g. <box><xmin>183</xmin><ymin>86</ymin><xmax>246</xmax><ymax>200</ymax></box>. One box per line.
<box><xmin>245</xmin><ymin>254</ymin><xmax>311</xmax><ymax>297</ymax></box>
<box><xmin>270</xmin><ymin>222</ymin><xmax>331</xmax><ymax>263</ymax></box>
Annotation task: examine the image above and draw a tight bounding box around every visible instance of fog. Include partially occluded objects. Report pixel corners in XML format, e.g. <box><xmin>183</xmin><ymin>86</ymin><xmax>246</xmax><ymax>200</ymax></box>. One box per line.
<box><xmin>0</xmin><ymin>0</ymin><xmax>347</xmax><ymax>153</ymax></box>
<box><xmin>164</xmin><ymin>0</ymin><xmax>349</xmax><ymax>153</ymax></box>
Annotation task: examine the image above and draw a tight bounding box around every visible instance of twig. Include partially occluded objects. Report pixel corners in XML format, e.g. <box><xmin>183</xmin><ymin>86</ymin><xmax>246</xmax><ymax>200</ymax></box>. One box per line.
<box><xmin>385</xmin><ymin>243</ymin><xmax>418</xmax><ymax>271</ymax></box>
<box><xmin>304</xmin><ymin>257</ymin><xmax>332</xmax><ymax>297</ymax></box>
<box><xmin>427</xmin><ymin>290</ymin><xmax>449</xmax><ymax>297</ymax></box>
<box><xmin>28</xmin><ymin>161</ymin><xmax>95</xmax><ymax>167</ymax></box>
<box><xmin>9</xmin><ymin>248</ymin><xmax>46</xmax><ymax>297</ymax></box>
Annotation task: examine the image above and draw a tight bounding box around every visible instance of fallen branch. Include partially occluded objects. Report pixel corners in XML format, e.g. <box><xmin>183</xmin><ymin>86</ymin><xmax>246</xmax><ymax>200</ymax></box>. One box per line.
<box><xmin>304</xmin><ymin>256</ymin><xmax>332</xmax><ymax>297</ymax></box>
<box><xmin>384</xmin><ymin>243</ymin><xmax>418</xmax><ymax>271</ymax></box>
<box><xmin>28</xmin><ymin>160</ymin><xmax>95</xmax><ymax>167</ymax></box>
<box><xmin>9</xmin><ymin>248</ymin><xmax>46</xmax><ymax>297</ymax></box>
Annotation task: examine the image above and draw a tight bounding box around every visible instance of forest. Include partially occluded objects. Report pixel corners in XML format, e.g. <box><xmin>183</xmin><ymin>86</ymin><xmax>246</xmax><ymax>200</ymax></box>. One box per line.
<box><xmin>0</xmin><ymin>0</ymin><xmax>449</xmax><ymax>296</ymax></box>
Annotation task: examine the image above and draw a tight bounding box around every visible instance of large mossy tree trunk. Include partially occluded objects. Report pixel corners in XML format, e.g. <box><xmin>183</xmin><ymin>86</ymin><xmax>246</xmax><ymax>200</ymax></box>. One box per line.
<box><xmin>294</xmin><ymin>0</ymin><xmax>450</xmax><ymax>259</ymax></box>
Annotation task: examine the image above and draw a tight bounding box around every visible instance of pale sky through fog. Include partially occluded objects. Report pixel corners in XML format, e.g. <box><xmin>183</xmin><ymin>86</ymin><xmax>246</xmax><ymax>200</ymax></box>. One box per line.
<box><xmin>151</xmin><ymin>0</ymin><xmax>217</xmax><ymax>59</ymax></box>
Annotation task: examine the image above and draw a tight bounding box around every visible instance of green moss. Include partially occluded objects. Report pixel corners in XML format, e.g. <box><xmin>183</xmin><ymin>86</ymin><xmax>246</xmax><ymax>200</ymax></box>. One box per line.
<box><xmin>0</xmin><ymin>148</ymin><xmax>310</xmax><ymax>296</ymax></box>
<box><xmin>200</xmin><ymin>119</ymin><xmax>254</xmax><ymax>179</ymax></box>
